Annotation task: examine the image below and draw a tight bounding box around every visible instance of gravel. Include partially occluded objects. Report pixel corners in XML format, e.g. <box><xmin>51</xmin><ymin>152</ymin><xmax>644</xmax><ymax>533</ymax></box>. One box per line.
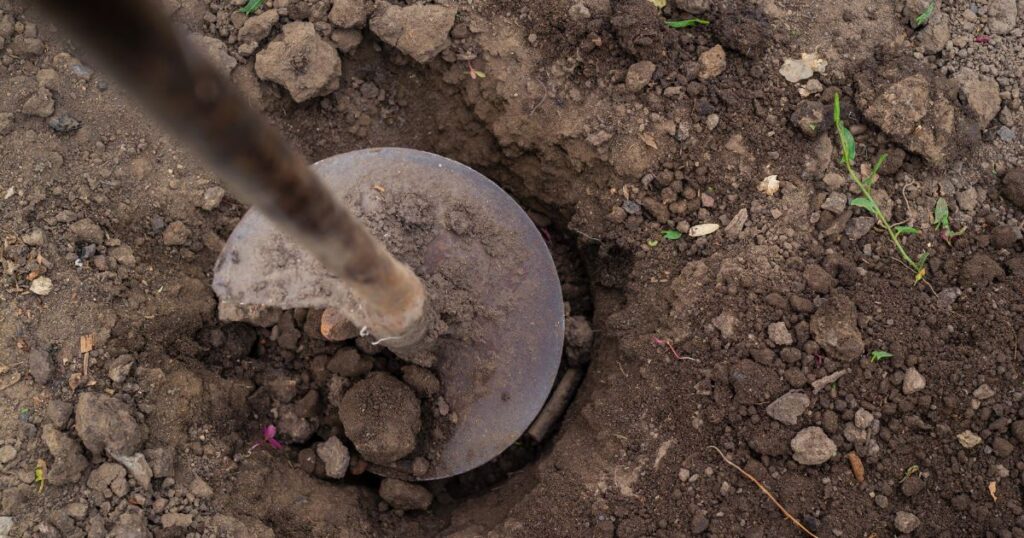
<box><xmin>894</xmin><ymin>511</ymin><xmax>921</xmax><ymax>534</ymax></box>
<box><xmin>902</xmin><ymin>368</ymin><xmax>927</xmax><ymax>395</ymax></box>
<box><xmin>790</xmin><ymin>426</ymin><xmax>837</xmax><ymax>465</ymax></box>
<box><xmin>767</xmin><ymin>391</ymin><xmax>810</xmax><ymax>425</ymax></box>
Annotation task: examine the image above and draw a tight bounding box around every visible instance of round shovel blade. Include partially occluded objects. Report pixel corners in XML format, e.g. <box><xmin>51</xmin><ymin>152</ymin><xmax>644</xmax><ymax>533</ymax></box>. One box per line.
<box><xmin>213</xmin><ymin>148</ymin><xmax>564</xmax><ymax>480</ymax></box>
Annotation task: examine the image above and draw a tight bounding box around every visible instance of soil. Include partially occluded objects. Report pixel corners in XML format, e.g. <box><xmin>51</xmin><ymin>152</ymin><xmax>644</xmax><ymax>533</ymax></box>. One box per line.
<box><xmin>1</xmin><ymin>0</ymin><xmax>1024</xmax><ymax>536</ymax></box>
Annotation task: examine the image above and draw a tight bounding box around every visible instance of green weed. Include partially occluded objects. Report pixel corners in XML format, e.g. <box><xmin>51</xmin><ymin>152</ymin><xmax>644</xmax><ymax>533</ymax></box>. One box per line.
<box><xmin>913</xmin><ymin>0</ymin><xmax>937</xmax><ymax>28</ymax></box>
<box><xmin>833</xmin><ymin>94</ymin><xmax>930</xmax><ymax>284</ymax></box>
<box><xmin>869</xmin><ymin>350</ymin><xmax>893</xmax><ymax>363</ymax></box>
<box><xmin>239</xmin><ymin>0</ymin><xmax>266</xmax><ymax>15</ymax></box>
<box><xmin>666</xmin><ymin>18</ymin><xmax>710</xmax><ymax>29</ymax></box>
<box><xmin>661</xmin><ymin>229</ymin><xmax>683</xmax><ymax>240</ymax></box>
<box><xmin>932</xmin><ymin>197</ymin><xmax>966</xmax><ymax>244</ymax></box>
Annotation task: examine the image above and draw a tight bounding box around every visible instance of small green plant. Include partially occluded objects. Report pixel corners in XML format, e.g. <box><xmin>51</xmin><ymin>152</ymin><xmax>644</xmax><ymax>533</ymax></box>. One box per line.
<box><xmin>34</xmin><ymin>459</ymin><xmax>46</xmax><ymax>493</ymax></box>
<box><xmin>932</xmin><ymin>197</ymin><xmax>965</xmax><ymax>244</ymax></box>
<box><xmin>833</xmin><ymin>94</ymin><xmax>929</xmax><ymax>283</ymax></box>
<box><xmin>869</xmin><ymin>350</ymin><xmax>893</xmax><ymax>363</ymax></box>
<box><xmin>666</xmin><ymin>18</ymin><xmax>710</xmax><ymax>28</ymax></box>
<box><xmin>912</xmin><ymin>0</ymin><xmax>936</xmax><ymax>28</ymax></box>
<box><xmin>239</xmin><ymin>0</ymin><xmax>266</xmax><ymax>15</ymax></box>
<box><xmin>661</xmin><ymin>229</ymin><xmax>683</xmax><ymax>240</ymax></box>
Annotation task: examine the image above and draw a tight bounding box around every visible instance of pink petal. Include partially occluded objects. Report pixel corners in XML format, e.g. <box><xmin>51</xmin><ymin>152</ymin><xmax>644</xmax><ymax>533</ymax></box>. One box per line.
<box><xmin>268</xmin><ymin>438</ymin><xmax>283</xmax><ymax>450</ymax></box>
<box><xmin>262</xmin><ymin>425</ymin><xmax>277</xmax><ymax>440</ymax></box>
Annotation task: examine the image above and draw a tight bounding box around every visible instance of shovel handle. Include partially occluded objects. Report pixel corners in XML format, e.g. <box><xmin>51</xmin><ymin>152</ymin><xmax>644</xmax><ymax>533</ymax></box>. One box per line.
<box><xmin>37</xmin><ymin>0</ymin><xmax>429</xmax><ymax>346</ymax></box>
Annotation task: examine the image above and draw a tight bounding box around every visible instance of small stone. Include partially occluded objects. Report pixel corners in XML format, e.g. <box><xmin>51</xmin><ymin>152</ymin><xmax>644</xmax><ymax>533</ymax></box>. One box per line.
<box><xmin>379</xmin><ymin>478</ymin><xmax>433</xmax><ymax>510</ymax></box>
<box><xmin>766</xmin><ymin>391</ymin><xmax>810</xmax><ymax>426</ymax></box>
<box><xmin>569</xmin><ymin>3</ymin><xmax>591</xmax><ymax>20</ymax></box>
<box><xmin>1003</xmin><ymin>168</ymin><xmax>1024</xmax><ymax>210</ymax></box>
<box><xmin>767</xmin><ymin>322</ymin><xmax>794</xmax><ymax>346</ymax></box>
<box><xmin>87</xmin><ymin>462</ymin><xmax>128</xmax><ymax>498</ymax></box>
<box><xmin>369</xmin><ymin>3</ymin><xmax>456</xmax><ymax>63</ymax></box>
<box><xmin>625</xmin><ymin>60</ymin><xmax>657</xmax><ymax>93</ymax></box>
<box><xmin>779</xmin><ymin>57</ymin><xmax>813</xmax><ymax>83</ymax></box>
<box><xmin>0</xmin><ymin>445</ymin><xmax>16</xmax><ymax>464</ymax></box>
<box><xmin>161</xmin><ymin>513</ymin><xmax>193</xmax><ymax>529</ymax></box>
<box><xmin>810</xmin><ymin>295</ymin><xmax>863</xmax><ymax>359</ymax></box>
<box><xmin>65</xmin><ymin>503</ymin><xmax>88</xmax><ymax>521</ymax></box>
<box><xmin>162</xmin><ymin>221</ymin><xmax>191</xmax><ymax>246</ymax></box>
<box><xmin>0</xmin><ymin>517</ymin><xmax>13</xmax><ymax>536</ymax></box>
<box><xmin>894</xmin><ymin>511</ymin><xmax>921</xmax><ymax>534</ymax></box>
<box><xmin>987</xmin><ymin>0</ymin><xmax>1018</xmax><ymax>34</ymax></box>
<box><xmin>69</xmin><ymin>218</ymin><xmax>105</xmax><ymax>244</ymax></box>
<box><xmin>992</xmin><ymin>436</ymin><xmax>1015</xmax><ymax>457</ymax></box>
<box><xmin>316</xmin><ymin>436</ymin><xmax>350</xmax><ymax>479</ymax></box>
<box><xmin>190</xmin><ymin>476</ymin><xmax>214</xmax><ymax>498</ymax></box>
<box><xmin>956</xmin><ymin>70</ymin><xmax>1002</xmax><ymax>127</ymax></box>
<box><xmin>902</xmin><ymin>368</ymin><xmax>927</xmax><ymax>395</ymax></box>
<box><xmin>327</xmin><ymin>348</ymin><xmax>373</xmax><ymax>377</ymax></box>
<box><xmin>21</xmin><ymin>88</ymin><xmax>55</xmax><ymax>117</ymax></box>
<box><xmin>854</xmin><ymin>408</ymin><xmax>873</xmax><ymax>429</ymax></box>
<box><xmin>329</xmin><ymin>0</ymin><xmax>373</xmax><ymax>29</ymax></box>
<box><xmin>238</xmin><ymin>9</ymin><xmax>279</xmax><ymax>42</ymax></box>
<box><xmin>823</xmin><ymin>172</ymin><xmax>846</xmax><ymax>190</ymax></box>
<box><xmin>957</xmin><ymin>430</ymin><xmax>982</xmax><ymax>448</ymax></box>
<box><xmin>111</xmin><ymin>452</ymin><xmax>153</xmax><ymax>491</ymax></box>
<box><xmin>790</xmin><ymin>100</ymin><xmax>825</xmax><ymax>138</ymax></box>
<box><xmin>28</xmin><ymin>349</ymin><xmax>52</xmax><ymax>384</ymax></box>
<box><xmin>997</xmin><ymin>126</ymin><xmax>1016</xmax><ymax>141</ymax></box>
<box><xmin>698</xmin><ymin>45</ymin><xmax>726</xmax><ymax>80</ymax></box>
<box><xmin>331</xmin><ymin>29</ymin><xmax>363</xmax><ymax>53</ymax></box>
<box><xmin>791</xmin><ymin>426</ymin><xmax>837</xmax><ymax>465</ymax></box>
<box><xmin>901</xmin><ymin>475</ymin><xmax>925</xmax><ymax>497</ymax></box>
<box><xmin>30</xmin><ymin>276</ymin><xmax>53</xmax><ymax>296</ymax></box>
<box><xmin>973</xmin><ymin>384</ymin><xmax>996</xmax><ymax>400</ymax></box>
<box><xmin>201</xmin><ymin>186</ymin><xmax>225</xmax><ymax>211</ymax></box>
<box><xmin>47</xmin><ymin>113</ymin><xmax>81</xmax><ymax>134</ymax></box>
<box><xmin>690</xmin><ymin>512</ymin><xmax>710</xmax><ymax>534</ymax></box>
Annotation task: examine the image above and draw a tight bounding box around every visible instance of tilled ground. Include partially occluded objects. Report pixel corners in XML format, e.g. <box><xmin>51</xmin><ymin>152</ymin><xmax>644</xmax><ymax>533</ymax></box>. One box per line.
<box><xmin>1</xmin><ymin>0</ymin><xmax>1024</xmax><ymax>536</ymax></box>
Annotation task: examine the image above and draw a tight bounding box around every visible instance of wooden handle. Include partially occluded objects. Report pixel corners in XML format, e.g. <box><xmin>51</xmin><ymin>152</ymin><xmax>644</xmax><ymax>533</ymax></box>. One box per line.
<box><xmin>37</xmin><ymin>0</ymin><xmax>429</xmax><ymax>346</ymax></box>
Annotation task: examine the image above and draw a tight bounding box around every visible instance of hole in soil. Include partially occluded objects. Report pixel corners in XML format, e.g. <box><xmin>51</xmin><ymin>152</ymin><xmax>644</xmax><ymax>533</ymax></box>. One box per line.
<box><xmin>196</xmin><ymin>190</ymin><xmax>597</xmax><ymax>507</ymax></box>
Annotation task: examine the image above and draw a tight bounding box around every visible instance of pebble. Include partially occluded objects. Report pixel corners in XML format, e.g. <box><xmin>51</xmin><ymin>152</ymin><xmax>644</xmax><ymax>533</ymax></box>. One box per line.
<box><xmin>698</xmin><ymin>45</ymin><xmax>726</xmax><ymax>80</ymax></box>
<box><xmin>0</xmin><ymin>445</ymin><xmax>16</xmax><ymax>464</ymax></box>
<box><xmin>902</xmin><ymin>368</ymin><xmax>927</xmax><ymax>395</ymax></box>
<box><xmin>47</xmin><ymin>113</ymin><xmax>80</xmax><ymax>134</ymax></box>
<box><xmin>973</xmin><ymin>384</ymin><xmax>996</xmax><ymax>400</ymax></box>
<box><xmin>200</xmin><ymin>186</ymin><xmax>226</xmax><ymax>211</ymax></box>
<box><xmin>854</xmin><ymin>409</ymin><xmax>874</xmax><ymax>429</ymax></box>
<box><xmin>997</xmin><ymin>126</ymin><xmax>1016</xmax><ymax>141</ymax></box>
<box><xmin>0</xmin><ymin>517</ymin><xmax>12</xmax><ymax>536</ymax></box>
<box><xmin>894</xmin><ymin>511</ymin><xmax>921</xmax><ymax>534</ymax></box>
<box><xmin>690</xmin><ymin>512</ymin><xmax>710</xmax><ymax>534</ymax></box>
<box><xmin>767</xmin><ymin>322</ymin><xmax>794</xmax><ymax>346</ymax></box>
<box><xmin>379</xmin><ymin>478</ymin><xmax>433</xmax><ymax>510</ymax></box>
<box><xmin>957</xmin><ymin>430</ymin><xmax>982</xmax><ymax>448</ymax></box>
<box><xmin>791</xmin><ymin>426</ymin><xmax>837</xmax><ymax>465</ymax></box>
<box><xmin>255</xmin><ymin>22</ymin><xmax>342</xmax><ymax>102</ymax></box>
<box><xmin>625</xmin><ymin>61</ymin><xmax>656</xmax><ymax>93</ymax></box>
<box><xmin>161</xmin><ymin>513</ymin><xmax>193</xmax><ymax>529</ymax></box>
<box><xmin>767</xmin><ymin>391</ymin><xmax>810</xmax><ymax>425</ymax></box>
<box><xmin>368</xmin><ymin>4</ymin><xmax>456</xmax><ymax>64</ymax></box>
<box><xmin>29</xmin><ymin>276</ymin><xmax>53</xmax><ymax>296</ymax></box>
<box><xmin>315</xmin><ymin>436</ymin><xmax>350</xmax><ymax>479</ymax></box>
<box><xmin>162</xmin><ymin>221</ymin><xmax>191</xmax><ymax>246</ymax></box>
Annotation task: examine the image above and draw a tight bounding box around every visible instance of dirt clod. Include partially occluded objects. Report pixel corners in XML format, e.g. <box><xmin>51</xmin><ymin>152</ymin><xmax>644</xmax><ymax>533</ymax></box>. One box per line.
<box><xmin>809</xmin><ymin>295</ymin><xmax>864</xmax><ymax>360</ymax></box>
<box><xmin>255</xmin><ymin>22</ymin><xmax>341</xmax><ymax>103</ymax></box>
<box><xmin>369</xmin><ymin>3</ymin><xmax>456</xmax><ymax>64</ymax></box>
<box><xmin>339</xmin><ymin>372</ymin><xmax>421</xmax><ymax>464</ymax></box>
<box><xmin>75</xmin><ymin>392</ymin><xmax>147</xmax><ymax>457</ymax></box>
<box><xmin>379</xmin><ymin>478</ymin><xmax>433</xmax><ymax>511</ymax></box>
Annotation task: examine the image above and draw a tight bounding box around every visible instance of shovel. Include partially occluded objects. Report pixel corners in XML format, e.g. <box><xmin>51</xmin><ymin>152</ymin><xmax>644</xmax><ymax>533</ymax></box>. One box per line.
<box><xmin>39</xmin><ymin>0</ymin><xmax>563</xmax><ymax>480</ymax></box>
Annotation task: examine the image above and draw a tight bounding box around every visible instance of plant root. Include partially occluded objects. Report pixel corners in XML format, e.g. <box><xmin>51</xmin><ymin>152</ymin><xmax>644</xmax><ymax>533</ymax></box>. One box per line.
<box><xmin>708</xmin><ymin>446</ymin><xmax>819</xmax><ymax>538</ymax></box>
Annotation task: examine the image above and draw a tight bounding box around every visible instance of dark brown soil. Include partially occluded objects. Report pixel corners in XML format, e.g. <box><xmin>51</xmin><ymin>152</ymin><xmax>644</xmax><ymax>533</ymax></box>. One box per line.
<box><xmin>2</xmin><ymin>0</ymin><xmax>1024</xmax><ymax>536</ymax></box>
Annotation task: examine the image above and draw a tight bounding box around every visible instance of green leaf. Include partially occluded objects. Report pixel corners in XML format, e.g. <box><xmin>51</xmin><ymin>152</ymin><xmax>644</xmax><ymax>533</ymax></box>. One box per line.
<box><xmin>833</xmin><ymin>93</ymin><xmax>841</xmax><ymax>125</ymax></box>
<box><xmin>895</xmin><ymin>226</ymin><xmax>920</xmax><ymax>236</ymax></box>
<box><xmin>666</xmin><ymin>18</ymin><xmax>710</xmax><ymax>28</ymax></box>
<box><xmin>932</xmin><ymin>197</ymin><xmax>950</xmax><ymax>229</ymax></box>
<box><xmin>850</xmin><ymin>197</ymin><xmax>878</xmax><ymax>213</ymax></box>
<box><xmin>915</xmin><ymin>252</ymin><xmax>930</xmax><ymax>269</ymax></box>
<box><xmin>661</xmin><ymin>229</ymin><xmax>683</xmax><ymax>240</ymax></box>
<box><xmin>913</xmin><ymin>0</ymin><xmax>936</xmax><ymax>28</ymax></box>
<box><xmin>869</xmin><ymin>350</ymin><xmax>893</xmax><ymax>363</ymax></box>
<box><xmin>239</xmin><ymin>0</ymin><xmax>266</xmax><ymax>15</ymax></box>
<box><xmin>838</xmin><ymin>125</ymin><xmax>856</xmax><ymax>166</ymax></box>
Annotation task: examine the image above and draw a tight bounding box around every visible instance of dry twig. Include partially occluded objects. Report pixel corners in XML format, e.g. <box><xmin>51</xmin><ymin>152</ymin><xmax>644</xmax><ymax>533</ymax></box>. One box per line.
<box><xmin>708</xmin><ymin>446</ymin><xmax>819</xmax><ymax>538</ymax></box>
